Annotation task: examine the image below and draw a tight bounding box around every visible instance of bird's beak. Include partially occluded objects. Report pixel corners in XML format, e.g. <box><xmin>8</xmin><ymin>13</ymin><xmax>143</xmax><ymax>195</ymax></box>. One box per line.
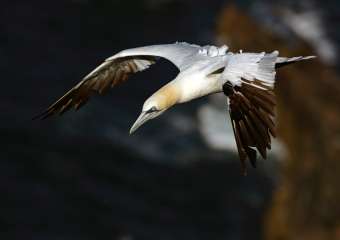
<box><xmin>129</xmin><ymin>111</ymin><xmax>153</xmax><ymax>134</ymax></box>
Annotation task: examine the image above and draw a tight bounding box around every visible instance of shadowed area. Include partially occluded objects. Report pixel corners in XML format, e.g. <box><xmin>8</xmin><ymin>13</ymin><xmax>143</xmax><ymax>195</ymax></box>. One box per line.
<box><xmin>1</xmin><ymin>128</ymin><xmax>274</xmax><ymax>240</ymax></box>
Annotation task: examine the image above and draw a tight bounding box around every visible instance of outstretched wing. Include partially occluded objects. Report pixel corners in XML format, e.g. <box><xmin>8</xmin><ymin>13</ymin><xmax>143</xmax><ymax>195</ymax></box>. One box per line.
<box><xmin>221</xmin><ymin>51</ymin><xmax>279</xmax><ymax>174</ymax></box>
<box><xmin>35</xmin><ymin>43</ymin><xmax>201</xmax><ymax>119</ymax></box>
<box><xmin>224</xmin><ymin>80</ymin><xmax>276</xmax><ymax>175</ymax></box>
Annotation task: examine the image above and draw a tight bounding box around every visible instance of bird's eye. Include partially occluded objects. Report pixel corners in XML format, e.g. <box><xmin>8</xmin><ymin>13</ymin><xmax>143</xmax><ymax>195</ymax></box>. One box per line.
<box><xmin>146</xmin><ymin>106</ymin><xmax>158</xmax><ymax>113</ymax></box>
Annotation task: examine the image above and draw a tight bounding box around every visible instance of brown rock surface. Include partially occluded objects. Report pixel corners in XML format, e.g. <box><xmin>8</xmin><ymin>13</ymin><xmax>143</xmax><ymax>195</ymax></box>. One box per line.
<box><xmin>217</xmin><ymin>5</ymin><xmax>340</xmax><ymax>240</ymax></box>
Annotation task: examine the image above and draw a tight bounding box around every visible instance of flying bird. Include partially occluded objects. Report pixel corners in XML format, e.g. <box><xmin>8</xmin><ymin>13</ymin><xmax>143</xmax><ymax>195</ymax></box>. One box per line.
<box><xmin>35</xmin><ymin>42</ymin><xmax>315</xmax><ymax>174</ymax></box>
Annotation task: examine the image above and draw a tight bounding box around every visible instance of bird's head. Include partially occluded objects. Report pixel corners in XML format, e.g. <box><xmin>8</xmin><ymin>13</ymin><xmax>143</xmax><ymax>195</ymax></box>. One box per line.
<box><xmin>129</xmin><ymin>83</ymin><xmax>179</xmax><ymax>134</ymax></box>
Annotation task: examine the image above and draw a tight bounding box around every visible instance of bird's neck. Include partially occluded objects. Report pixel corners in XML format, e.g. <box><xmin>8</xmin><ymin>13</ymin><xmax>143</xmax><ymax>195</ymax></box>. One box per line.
<box><xmin>153</xmin><ymin>82</ymin><xmax>180</xmax><ymax>110</ymax></box>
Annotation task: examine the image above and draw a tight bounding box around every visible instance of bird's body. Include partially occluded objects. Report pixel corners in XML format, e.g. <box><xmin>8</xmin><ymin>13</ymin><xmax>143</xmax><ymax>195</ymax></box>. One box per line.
<box><xmin>36</xmin><ymin>42</ymin><xmax>315</xmax><ymax>174</ymax></box>
<box><xmin>172</xmin><ymin>64</ymin><xmax>221</xmax><ymax>103</ymax></box>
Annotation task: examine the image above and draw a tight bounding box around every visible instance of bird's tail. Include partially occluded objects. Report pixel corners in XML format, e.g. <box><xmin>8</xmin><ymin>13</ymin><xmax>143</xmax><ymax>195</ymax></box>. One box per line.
<box><xmin>275</xmin><ymin>55</ymin><xmax>316</xmax><ymax>68</ymax></box>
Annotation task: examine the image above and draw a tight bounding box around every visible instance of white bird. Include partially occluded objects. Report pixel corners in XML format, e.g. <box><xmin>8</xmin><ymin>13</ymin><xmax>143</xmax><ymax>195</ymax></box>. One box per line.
<box><xmin>36</xmin><ymin>42</ymin><xmax>315</xmax><ymax>174</ymax></box>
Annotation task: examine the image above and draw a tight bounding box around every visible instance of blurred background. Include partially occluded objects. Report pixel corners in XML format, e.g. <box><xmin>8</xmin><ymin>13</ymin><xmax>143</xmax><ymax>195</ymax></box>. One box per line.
<box><xmin>2</xmin><ymin>0</ymin><xmax>340</xmax><ymax>239</ymax></box>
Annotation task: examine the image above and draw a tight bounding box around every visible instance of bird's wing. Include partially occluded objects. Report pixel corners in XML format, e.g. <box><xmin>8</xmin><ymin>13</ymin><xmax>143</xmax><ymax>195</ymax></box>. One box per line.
<box><xmin>220</xmin><ymin>51</ymin><xmax>279</xmax><ymax>174</ymax></box>
<box><xmin>222</xmin><ymin>51</ymin><xmax>278</xmax><ymax>88</ymax></box>
<box><xmin>223</xmin><ymin>80</ymin><xmax>276</xmax><ymax>175</ymax></box>
<box><xmin>35</xmin><ymin>43</ymin><xmax>201</xmax><ymax>119</ymax></box>
<box><xmin>108</xmin><ymin>42</ymin><xmax>201</xmax><ymax>70</ymax></box>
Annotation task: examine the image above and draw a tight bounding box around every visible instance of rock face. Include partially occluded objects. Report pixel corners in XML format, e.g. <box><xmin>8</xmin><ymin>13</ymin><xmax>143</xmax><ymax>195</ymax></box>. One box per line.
<box><xmin>217</xmin><ymin>5</ymin><xmax>340</xmax><ymax>240</ymax></box>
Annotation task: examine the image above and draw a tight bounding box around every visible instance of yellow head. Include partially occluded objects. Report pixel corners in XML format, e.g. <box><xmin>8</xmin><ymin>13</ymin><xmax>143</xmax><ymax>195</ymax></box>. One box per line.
<box><xmin>129</xmin><ymin>83</ymin><xmax>180</xmax><ymax>134</ymax></box>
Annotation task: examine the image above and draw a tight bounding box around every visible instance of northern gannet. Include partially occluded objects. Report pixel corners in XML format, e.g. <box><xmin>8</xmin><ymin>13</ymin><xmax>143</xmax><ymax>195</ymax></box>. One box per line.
<box><xmin>35</xmin><ymin>42</ymin><xmax>315</xmax><ymax>174</ymax></box>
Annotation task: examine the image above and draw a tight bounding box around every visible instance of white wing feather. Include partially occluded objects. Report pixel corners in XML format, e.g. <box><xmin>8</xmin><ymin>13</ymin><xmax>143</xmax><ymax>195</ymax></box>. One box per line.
<box><xmin>222</xmin><ymin>51</ymin><xmax>279</xmax><ymax>88</ymax></box>
<box><xmin>107</xmin><ymin>42</ymin><xmax>201</xmax><ymax>70</ymax></box>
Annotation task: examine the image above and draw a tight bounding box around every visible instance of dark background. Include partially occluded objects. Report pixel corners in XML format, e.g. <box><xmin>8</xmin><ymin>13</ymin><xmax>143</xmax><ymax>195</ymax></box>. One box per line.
<box><xmin>1</xmin><ymin>1</ymin><xmax>339</xmax><ymax>239</ymax></box>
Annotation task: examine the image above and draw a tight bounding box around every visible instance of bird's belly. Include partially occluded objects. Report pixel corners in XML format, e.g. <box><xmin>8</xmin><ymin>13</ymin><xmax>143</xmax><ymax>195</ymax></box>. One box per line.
<box><xmin>178</xmin><ymin>74</ymin><xmax>223</xmax><ymax>103</ymax></box>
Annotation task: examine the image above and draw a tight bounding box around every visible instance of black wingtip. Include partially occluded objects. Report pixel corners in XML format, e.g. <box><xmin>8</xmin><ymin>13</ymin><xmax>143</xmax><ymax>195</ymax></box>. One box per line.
<box><xmin>32</xmin><ymin>112</ymin><xmax>45</xmax><ymax>120</ymax></box>
<box><xmin>32</xmin><ymin>109</ymin><xmax>52</xmax><ymax>120</ymax></box>
<box><xmin>276</xmin><ymin>55</ymin><xmax>317</xmax><ymax>68</ymax></box>
<box><xmin>246</xmin><ymin>147</ymin><xmax>257</xmax><ymax>168</ymax></box>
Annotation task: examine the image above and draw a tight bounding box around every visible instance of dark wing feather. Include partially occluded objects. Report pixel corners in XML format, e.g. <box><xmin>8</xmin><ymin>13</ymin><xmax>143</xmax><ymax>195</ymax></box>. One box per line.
<box><xmin>34</xmin><ymin>56</ymin><xmax>157</xmax><ymax>119</ymax></box>
<box><xmin>223</xmin><ymin>79</ymin><xmax>276</xmax><ymax>175</ymax></box>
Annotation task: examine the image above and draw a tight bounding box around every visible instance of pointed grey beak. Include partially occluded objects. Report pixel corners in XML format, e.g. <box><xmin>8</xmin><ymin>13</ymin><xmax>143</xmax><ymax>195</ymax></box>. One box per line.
<box><xmin>129</xmin><ymin>111</ymin><xmax>152</xmax><ymax>134</ymax></box>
